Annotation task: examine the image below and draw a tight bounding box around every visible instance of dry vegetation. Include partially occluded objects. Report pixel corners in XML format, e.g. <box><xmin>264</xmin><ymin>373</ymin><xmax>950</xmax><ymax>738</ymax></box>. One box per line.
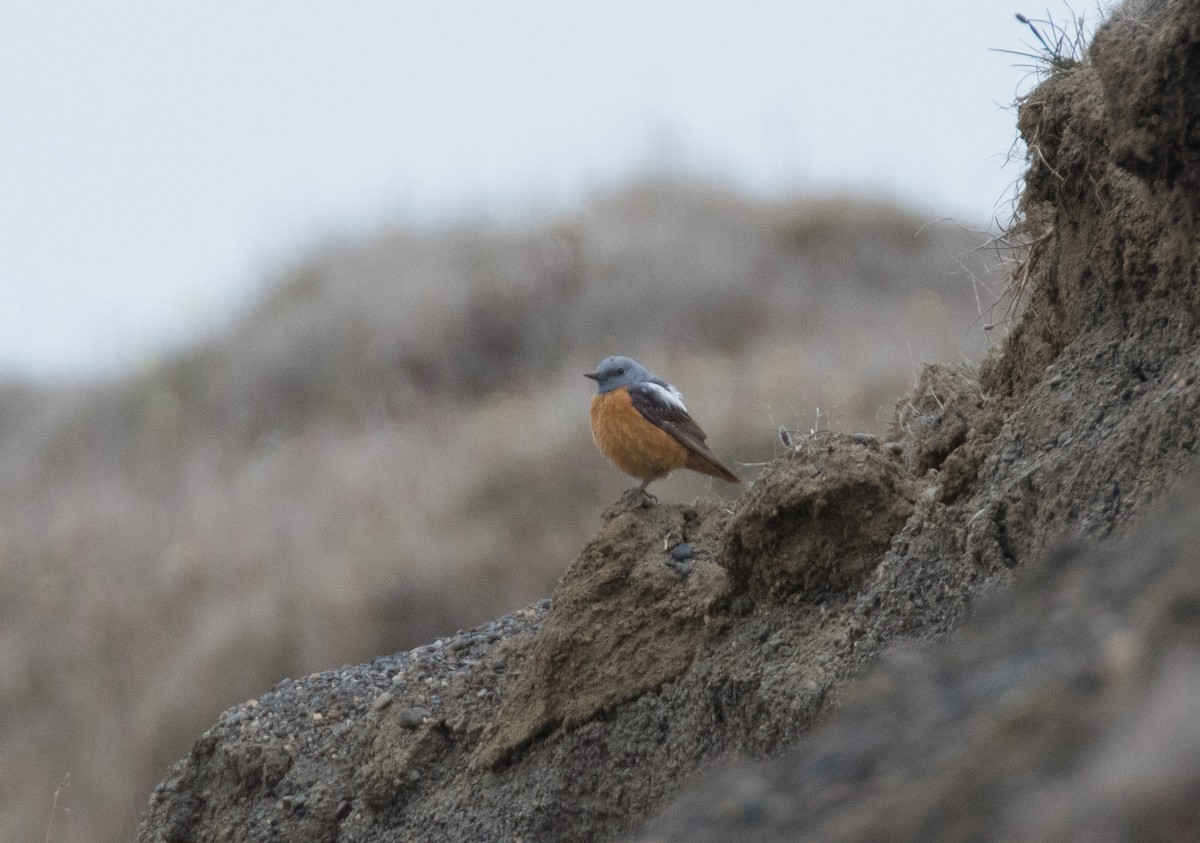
<box><xmin>0</xmin><ymin>178</ymin><xmax>1000</xmax><ymax>843</ymax></box>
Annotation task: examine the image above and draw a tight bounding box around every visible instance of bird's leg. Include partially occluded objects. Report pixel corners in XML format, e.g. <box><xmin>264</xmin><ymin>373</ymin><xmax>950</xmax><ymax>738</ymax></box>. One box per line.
<box><xmin>621</xmin><ymin>478</ymin><xmax>658</xmax><ymax>506</ymax></box>
<box><xmin>638</xmin><ymin>477</ymin><xmax>658</xmax><ymax>503</ymax></box>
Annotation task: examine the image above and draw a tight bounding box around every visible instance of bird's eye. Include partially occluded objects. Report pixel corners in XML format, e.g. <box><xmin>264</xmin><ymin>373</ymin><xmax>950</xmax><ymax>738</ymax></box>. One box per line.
<box><xmin>616</xmin><ymin>367</ymin><xmax>626</xmax><ymax>375</ymax></box>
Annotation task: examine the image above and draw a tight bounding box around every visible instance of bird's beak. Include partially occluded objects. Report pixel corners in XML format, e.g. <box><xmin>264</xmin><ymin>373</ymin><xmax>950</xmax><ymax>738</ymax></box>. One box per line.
<box><xmin>584</xmin><ymin>372</ymin><xmax>599</xmax><ymax>380</ymax></box>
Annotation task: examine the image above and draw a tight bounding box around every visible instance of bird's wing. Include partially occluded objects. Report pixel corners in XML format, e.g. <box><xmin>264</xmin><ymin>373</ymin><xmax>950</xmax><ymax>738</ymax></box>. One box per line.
<box><xmin>627</xmin><ymin>380</ymin><xmax>712</xmax><ymax>455</ymax></box>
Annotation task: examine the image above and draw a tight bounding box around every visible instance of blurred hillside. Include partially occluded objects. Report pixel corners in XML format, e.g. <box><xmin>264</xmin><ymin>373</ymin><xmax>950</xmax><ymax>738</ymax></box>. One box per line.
<box><xmin>0</xmin><ymin>179</ymin><xmax>1001</xmax><ymax>843</ymax></box>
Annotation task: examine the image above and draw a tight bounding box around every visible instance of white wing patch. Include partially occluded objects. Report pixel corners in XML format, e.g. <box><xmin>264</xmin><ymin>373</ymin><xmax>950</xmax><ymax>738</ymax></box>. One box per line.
<box><xmin>644</xmin><ymin>381</ymin><xmax>687</xmax><ymax>413</ymax></box>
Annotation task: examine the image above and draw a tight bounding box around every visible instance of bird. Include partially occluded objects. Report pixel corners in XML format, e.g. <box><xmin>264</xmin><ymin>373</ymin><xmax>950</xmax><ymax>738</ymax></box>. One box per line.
<box><xmin>585</xmin><ymin>355</ymin><xmax>740</xmax><ymax>503</ymax></box>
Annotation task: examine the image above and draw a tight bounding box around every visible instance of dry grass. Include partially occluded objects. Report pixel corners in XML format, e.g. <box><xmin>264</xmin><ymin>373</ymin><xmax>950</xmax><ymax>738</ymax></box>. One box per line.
<box><xmin>0</xmin><ymin>177</ymin><xmax>1001</xmax><ymax>843</ymax></box>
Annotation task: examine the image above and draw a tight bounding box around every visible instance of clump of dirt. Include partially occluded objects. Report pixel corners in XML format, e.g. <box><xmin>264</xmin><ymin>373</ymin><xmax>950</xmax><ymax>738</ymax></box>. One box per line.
<box><xmin>137</xmin><ymin>2</ymin><xmax>1200</xmax><ymax>841</ymax></box>
<box><xmin>1093</xmin><ymin>1</ymin><xmax>1200</xmax><ymax>204</ymax></box>
<box><xmin>476</xmin><ymin>503</ymin><xmax>730</xmax><ymax>767</ymax></box>
<box><xmin>984</xmin><ymin>1</ymin><xmax>1200</xmax><ymax>406</ymax></box>
<box><xmin>892</xmin><ymin>363</ymin><xmax>994</xmax><ymax>492</ymax></box>
<box><xmin>721</xmin><ymin>435</ymin><xmax>916</xmax><ymax>599</ymax></box>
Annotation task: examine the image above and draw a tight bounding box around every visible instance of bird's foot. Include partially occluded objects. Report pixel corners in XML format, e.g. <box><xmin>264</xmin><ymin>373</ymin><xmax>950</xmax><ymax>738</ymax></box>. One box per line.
<box><xmin>600</xmin><ymin>488</ymin><xmax>655</xmax><ymax>521</ymax></box>
<box><xmin>620</xmin><ymin>485</ymin><xmax>657</xmax><ymax>507</ymax></box>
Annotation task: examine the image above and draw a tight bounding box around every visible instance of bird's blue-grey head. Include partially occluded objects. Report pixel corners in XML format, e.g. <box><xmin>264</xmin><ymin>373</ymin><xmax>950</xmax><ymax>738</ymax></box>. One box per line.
<box><xmin>584</xmin><ymin>355</ymin><xmax>654</xmax><ymax>393</ymax></box>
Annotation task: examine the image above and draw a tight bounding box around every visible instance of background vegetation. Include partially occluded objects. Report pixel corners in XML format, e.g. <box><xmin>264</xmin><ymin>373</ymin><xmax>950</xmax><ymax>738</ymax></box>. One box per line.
<box><xmin>1</xmin><ymin>178</ymin><xmax>1002</xmax><ymax>842</ymax></box>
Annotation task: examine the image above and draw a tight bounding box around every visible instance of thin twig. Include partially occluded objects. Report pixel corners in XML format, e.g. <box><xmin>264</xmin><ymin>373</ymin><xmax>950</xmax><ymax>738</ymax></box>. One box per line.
<box><xmin>45</xmin><ymin>772</ymin><xmax>71</xmax><ymax>843</ymax></box>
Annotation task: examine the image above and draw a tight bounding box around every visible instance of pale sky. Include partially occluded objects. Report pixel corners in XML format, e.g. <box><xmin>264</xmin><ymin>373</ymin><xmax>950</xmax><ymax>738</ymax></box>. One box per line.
<box><xmin>0</xmin><ymin>1</ymin><xmax>1064</xmax><ymax>377</ymax></box>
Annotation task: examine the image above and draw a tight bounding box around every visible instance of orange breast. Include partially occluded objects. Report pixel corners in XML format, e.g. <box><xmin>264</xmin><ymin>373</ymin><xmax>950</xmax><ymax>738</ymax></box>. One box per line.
<box><xmin>590</xmin><ymin>387</ymin><xmax>689</xmax><ymax>480</ymax></box>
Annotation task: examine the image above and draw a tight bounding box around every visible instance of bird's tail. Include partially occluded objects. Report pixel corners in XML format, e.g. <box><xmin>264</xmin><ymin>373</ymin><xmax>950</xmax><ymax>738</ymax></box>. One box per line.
<box><xmin>685</xmin><ymin>451</ymin><xmax>741</xmax><ymax>485</ymax></box>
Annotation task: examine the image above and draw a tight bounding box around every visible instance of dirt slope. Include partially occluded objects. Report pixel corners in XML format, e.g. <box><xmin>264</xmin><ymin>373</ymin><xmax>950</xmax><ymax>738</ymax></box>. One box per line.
<box><xmin>138</xmin><ymin>1</ymin><xmax>1200</xmax><ymax>840</ymax></box>
<box><xmin>640</xmin><ymin>472</ymin><xmax>1200</xmax><ymax>842</ymax></box>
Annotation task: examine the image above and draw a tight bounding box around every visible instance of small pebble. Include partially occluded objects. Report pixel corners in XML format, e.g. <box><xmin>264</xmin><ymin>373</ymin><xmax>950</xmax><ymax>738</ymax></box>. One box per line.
<box><xmin>669</xmin><ymin>542</ymin><xmax>694</xmax><ymax>561</ymax></box>
<box><xmin>884</xmin><ymin>442</ymin><xmax>903</xmax><ymax>456</ymax></box>
<box><xmin>852</xmin><ymin>432</ymin><xmax>879</xmax><ymax>450</ymax></box>
<box><xmin>397</xmin><ymin>707</ymin><xmax>430</xmax><ymax>729</ymax></box>
<box><xmin>287</xmin><ymin>795</ymin><xmax>306</xmax><ymax>809</ymax></box>
<box><xmin>1057</xmin><ymin>429</ymin><xmax>1073</xmax><ymax>447</ymax></box>
<box><xmin>372</xmin><ymin>692</ymin><xmax>394</xmax><ymax>711</ymax></box>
